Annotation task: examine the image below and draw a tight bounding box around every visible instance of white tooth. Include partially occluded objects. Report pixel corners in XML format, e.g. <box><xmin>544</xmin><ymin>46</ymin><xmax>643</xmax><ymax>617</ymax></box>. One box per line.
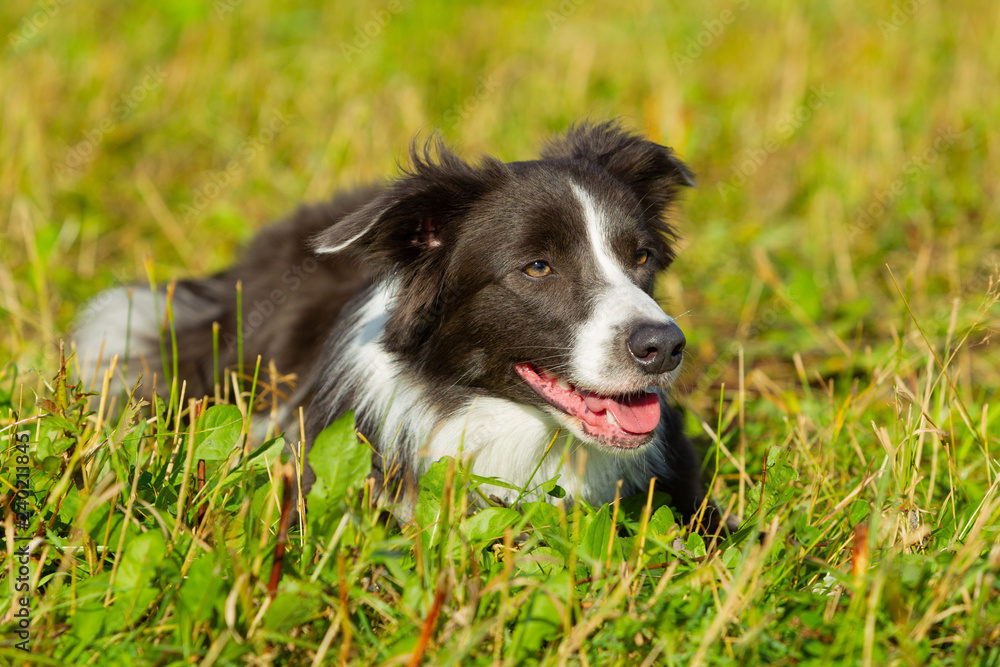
<box><xmin>606</xmin><ymin>411</ymin><xmax>620</xmax><ymax>428</ymax></box>
<box><xmin>555</xmin><ymin>378</ymin><xmax>572</xmax><ymax>391</ymax></box>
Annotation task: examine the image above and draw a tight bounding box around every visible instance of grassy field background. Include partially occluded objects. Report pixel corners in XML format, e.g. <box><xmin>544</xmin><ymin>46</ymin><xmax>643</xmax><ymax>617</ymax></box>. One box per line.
<box><xmin>2</xmin><ymin>0</ymin><xmax>999</xmax><ymax>664</ymax></box>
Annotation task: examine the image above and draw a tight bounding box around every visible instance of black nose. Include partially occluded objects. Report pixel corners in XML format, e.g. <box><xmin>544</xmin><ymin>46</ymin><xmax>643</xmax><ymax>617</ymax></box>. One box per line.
<box><xmin>627</xmin><ymin>321</ymin><xmax>686</xmax><ymax>374</ymax></box>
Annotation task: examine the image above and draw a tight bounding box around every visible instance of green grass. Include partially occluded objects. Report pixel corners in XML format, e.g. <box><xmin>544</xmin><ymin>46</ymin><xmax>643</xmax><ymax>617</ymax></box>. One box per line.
<box><xmin>2</xmin><ymin>0</ymin><xmax>999</xmax><ymax>664</ymax></box>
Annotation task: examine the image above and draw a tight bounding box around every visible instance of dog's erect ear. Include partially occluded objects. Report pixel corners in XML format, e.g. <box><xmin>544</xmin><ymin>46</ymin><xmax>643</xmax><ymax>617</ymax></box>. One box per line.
<box><xmin>312</xmin><ymin>138</ymin><xmax>506</xmax><ymax>355</ymax></box>
<box><xmin>541</xmin><ymin>121</ymin><xmax>695</xmax><ymax>218</ymax></box>
<box><xmin>312</xmin><ymin>138</ymin><xmax>506</xmax><ymax>269</ymax></box>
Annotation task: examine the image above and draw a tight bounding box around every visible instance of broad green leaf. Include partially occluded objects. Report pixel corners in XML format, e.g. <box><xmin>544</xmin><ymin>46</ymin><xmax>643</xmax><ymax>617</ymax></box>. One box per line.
<box><xmin>685</xmin><ymin>532</ymin><xmax>706</xmax><ymax>558</ymax></box>
<box><xmin>116</xmin><ymin>530</ymin><xmax>166</xmax><ymax>590</ymax></box>
<box><xmin>194</xmin><ymin>404</ymin><xmax>244</xmax><ymax>460</ymax></box>
<box><xmin>251</xmin><ymin>472</ymin><xmax>281</xmax><ymax>524</ymax></box>
<box><xmin>244</xmin><ymin>435</ymin><xmax>286</xmax><ymax>469</ymax></box>
<box><xmin>179</xmin><ymin>556</ymin><xmax>224</xmax><ymax>622</ymax></box>
<box><xmin>517</xmin><ymin>546</ymin><xmax>565</xmax><ymax>576</ymax></box>
<box><xmin>581</xmin><ymin>504</ymin><xmax>623</xmax><ymax>564</ymax></box>
<box><xmin>849</xmin><ymin>499</ymin><xmax>870</xmax><ymax>526</ymax></box>
<box><xmin>647</xmin><ymin>505</ymin><xmax>676</xmax><ymax>538</ymax></box>
<box><xmin>415</xmin><ymin>458</ymin><xmax>451</xmax><ymax>550</ymax></box>
<box><xmin>265</xmin><ymin>580</ymin><xmax>323</xmax><ymax>632</ymax></box>
<box><xmin>524</xmin><ymin>473</ymin><xmax>565</xmax><ymax>498</ymax></box>
<box><xmin>462</xmin><ymin>507</ymin><xmax>521</xmax><ymax>543</ymax></box>
<box><xmin>401</xmin><ymin>573</ymin><xmax>431</xmax><ymax>616</ymax></box>
<box><xmin>55</xmin><ymin>485</ymin><xmax>83</xmax><ymax>523</ymax></box>
<box><xmin>307</xmin><ymin>411</ymin><xmax>370</xmax><ymax>502</ymax></box>
<box><xmin>123</xmin><ymin>585</ymin><xmax>160</xmax><ymax>625</ymax></box>
<box><xmin>510</xmin><ymin>570</ymin><xmax>569</xmax><ymax>658</ymax></box>
<box><xmin>522</xmin><ymin>501</ymin><xmax>563</xmax><ymax>532</ymax></box>
<box><xmin>466</xmin><ymin>472</ymin><xmax>520</xmax><ymax>491</ymax></box>
<box><xmin>70</xmin><ymin>599</ymin><xmax>107</xmax><ymax>643</ymax></box>
<box><xmin>39</xmin><ymin>455</ymin><xmax>62</xmax><ymax>474</ymax></box>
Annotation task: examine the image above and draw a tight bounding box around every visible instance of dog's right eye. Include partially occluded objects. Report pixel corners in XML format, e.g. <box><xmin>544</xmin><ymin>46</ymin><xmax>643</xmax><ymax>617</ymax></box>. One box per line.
<box><xmin>523</xmin><ymin>260</ymin><xmax>552</xmax><ymax>278</ymax></box>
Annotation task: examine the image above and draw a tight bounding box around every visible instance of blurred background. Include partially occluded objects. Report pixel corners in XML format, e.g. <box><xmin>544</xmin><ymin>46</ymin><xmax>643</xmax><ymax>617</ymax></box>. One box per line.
<box><xmin>1</xmin><ymin>0</ymin><xmax>997</xmax><ymax>414</ymax></box>
<box><xmin>3</xmin><ymin>6</ymin><xmax>997</xmax><ymax>659</ymax></box>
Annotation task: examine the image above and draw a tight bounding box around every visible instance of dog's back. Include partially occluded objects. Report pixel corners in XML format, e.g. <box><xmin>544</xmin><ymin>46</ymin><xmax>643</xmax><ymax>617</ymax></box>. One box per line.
<box><xmin>75</xmin><ymin>187</ymin><xmax>379</xmax><ymax>403</ymax></box>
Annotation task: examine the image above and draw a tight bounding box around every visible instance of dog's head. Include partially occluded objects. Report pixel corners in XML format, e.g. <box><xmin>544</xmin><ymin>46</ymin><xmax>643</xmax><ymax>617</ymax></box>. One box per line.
<box><xmin>313</xmin><ymin>122</ymin><xmax>694</xmax><ymax>451</ymax></box>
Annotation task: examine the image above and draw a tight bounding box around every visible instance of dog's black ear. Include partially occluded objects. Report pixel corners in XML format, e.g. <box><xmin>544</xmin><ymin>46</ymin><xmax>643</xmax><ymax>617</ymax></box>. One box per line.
<box><xmin>541</xmin><ymin>121</ymin><xmax>695</xmax><ymax>218</ymax></box>
<box><xmin>312</xmin><ymin>138</ymin><xmax>506</xmax><ymax>354</ymax></box>
<box><xmin>312</xmin><ymin>138</ymin><xmax>505</xmax><ymax>269</ymax></box>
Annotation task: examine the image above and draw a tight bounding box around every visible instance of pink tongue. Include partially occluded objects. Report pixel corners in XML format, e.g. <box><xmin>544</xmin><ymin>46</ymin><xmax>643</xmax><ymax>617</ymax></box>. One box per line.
<box><xmin>583</xmin><ymin>392</ymin><xmax>660</xmax><ymax>434</ymax></box>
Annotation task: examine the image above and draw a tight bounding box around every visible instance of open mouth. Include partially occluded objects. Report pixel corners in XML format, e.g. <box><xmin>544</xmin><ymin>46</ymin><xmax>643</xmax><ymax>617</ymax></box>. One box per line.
<box><xmin>514</xmin><ymin>363</ymin><xmax>660</xmax><ymax>448</ymax></box>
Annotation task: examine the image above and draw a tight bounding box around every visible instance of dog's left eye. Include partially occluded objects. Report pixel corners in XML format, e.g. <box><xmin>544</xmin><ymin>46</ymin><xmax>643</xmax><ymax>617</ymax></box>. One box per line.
<box><xmin>635</xmin><ymin>249</ymin><xmax>649</xmax><ymax>265</ymax></box>
<box><xmin>523</xmin><ymin>260</ymin><xmax>552</xmax><ymax>278</ymax></box>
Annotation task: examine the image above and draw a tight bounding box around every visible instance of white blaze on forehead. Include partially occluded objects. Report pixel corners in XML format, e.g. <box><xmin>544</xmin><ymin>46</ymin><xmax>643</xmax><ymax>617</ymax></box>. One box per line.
<box><xmin>569</xmin><ymin>182</ymin><xmax>674</xmax><ymax>391</ymax></box>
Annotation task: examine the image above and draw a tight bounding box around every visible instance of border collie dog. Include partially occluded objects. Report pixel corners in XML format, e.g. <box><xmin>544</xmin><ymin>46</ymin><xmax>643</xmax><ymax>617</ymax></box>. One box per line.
<box><xmin>76</xmin><ymin>122</ymin><xmax>731</xmax><ymax>531</ymax></box>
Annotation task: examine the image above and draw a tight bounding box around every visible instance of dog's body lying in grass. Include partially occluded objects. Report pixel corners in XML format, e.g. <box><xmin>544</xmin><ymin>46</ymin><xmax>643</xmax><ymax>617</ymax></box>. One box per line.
<box><xmin>76</xmin><ymin>122</ymin><xmax>733</xmax><ymax>531</ymax></box>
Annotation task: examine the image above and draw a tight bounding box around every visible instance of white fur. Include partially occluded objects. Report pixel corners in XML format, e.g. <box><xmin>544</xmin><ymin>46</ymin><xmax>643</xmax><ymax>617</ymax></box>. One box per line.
<box><xmin>569</xmin><ymin>182</ymin><xmax>676</xmax><ymax>393</ymax></box>
<box><xmin>73</xmin><ymin>286</ymin><xmax>163</xmax><ymax>395</ymax></box>
<box><xmin>429</xmin><ymin>397</ymin><xmax>666</xmax><ymax>506</ymax></box>
<box><xmin>329</xmin><ymin>278</ymin><xmax>666</xmax><ymax>508</ymax></box>
<box><xmin>322</xmin><ymin>280</ymin><xmax>442</xmax><ymax>470</ymax></box>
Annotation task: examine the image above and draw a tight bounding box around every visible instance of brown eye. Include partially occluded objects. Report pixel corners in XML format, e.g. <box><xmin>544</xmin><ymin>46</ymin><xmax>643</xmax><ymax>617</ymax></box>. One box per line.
<box><xmin>635</xmin><ymin>249</ymin><xmax>649</xmax><ymax>265</ymax></box>
<box><xmin>524</xmin><ymin>260</ymin><xmax>552</xmax><ymax>278</ymax></box>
